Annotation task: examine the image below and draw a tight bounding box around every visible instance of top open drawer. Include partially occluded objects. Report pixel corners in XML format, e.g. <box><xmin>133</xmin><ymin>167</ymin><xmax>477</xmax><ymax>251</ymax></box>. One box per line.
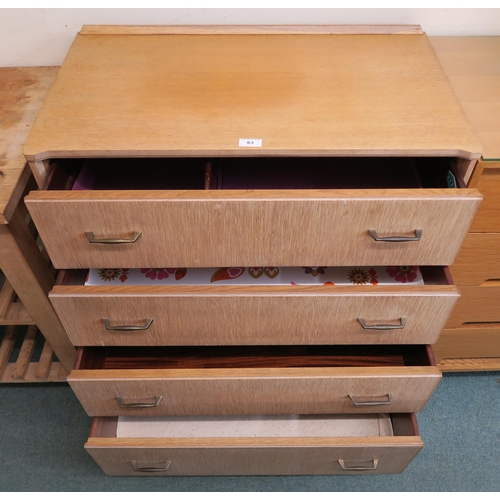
<box><xmin>25</xmin><ymin>157</ymin><xmax>481</xmax><ymax>269</ymax></box>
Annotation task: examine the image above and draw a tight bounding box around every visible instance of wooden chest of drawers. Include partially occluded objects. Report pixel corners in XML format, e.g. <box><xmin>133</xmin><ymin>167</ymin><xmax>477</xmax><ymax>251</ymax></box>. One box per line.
<box><xmin>23</xmin><ymin>25</ymin><xmax>482</xmax><ymax>475</ymax></box>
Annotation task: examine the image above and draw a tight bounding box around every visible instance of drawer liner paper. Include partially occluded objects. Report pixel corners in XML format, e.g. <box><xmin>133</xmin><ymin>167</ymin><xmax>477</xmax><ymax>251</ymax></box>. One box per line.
<box><xmin>85</xmin><ymin>266</ymin><xmax>424</xmax><ymax>286</ymax></box>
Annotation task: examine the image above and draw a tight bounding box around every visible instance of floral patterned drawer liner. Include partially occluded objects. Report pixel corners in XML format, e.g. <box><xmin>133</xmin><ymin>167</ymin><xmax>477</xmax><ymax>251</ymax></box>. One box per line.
<box><xmin>86</xmin><ymin>266</ymin><xmax>423</xmax><ymax>286</ymax></box>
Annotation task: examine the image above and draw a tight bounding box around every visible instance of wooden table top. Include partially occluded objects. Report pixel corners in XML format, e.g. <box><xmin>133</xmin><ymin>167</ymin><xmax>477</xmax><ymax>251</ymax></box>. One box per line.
<box><xmin>430</xmin><ymin>37</ymin><xmax>500</xmax><ymax>161</ymax></box>
<box><xmin>23</xmin><ymin>26</ymin><xmax>481</xmax><ymax>162</ymax></box>
<box><xmin>0</xmin><ymin>67</ymin><xmax>58</xmax><ymax>223</ymax></box>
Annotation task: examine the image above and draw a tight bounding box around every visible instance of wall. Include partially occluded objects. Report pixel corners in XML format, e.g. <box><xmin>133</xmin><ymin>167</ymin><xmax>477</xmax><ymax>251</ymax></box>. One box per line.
<box><xmin>1</xmin><ymin>8</ymin><xmax>500</xmax><ymax>67</ymax></box>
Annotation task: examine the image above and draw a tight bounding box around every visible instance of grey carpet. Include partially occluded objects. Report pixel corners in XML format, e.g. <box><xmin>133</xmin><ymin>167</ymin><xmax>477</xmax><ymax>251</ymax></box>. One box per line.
<box><xmin>0</xmin><ymin>372</ymin><xmax>499</xmax><ymax>491</ymax></box>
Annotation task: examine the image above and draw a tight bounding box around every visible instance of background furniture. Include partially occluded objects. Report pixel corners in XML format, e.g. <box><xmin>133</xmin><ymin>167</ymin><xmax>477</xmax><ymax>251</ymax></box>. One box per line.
<box><xmin>22</xmin><ymin>25</ymin><xmax>481</xmax><ymax>475</ymax></box>
<box><xmin>430</xmin><ymin>37</ymin><xmax>500</xmax><ymax>372</ymax></box>
<box><xmin>0</xmin><ymin>67</ymin><xmax>75</xmax><ymax>381</ymax></box>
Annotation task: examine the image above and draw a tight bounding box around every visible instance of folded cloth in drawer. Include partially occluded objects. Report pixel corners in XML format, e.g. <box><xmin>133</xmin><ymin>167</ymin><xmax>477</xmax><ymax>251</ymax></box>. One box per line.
<box><xmin>85</xmin><ymin>266</ymin><xmax>424</xmax><ymax>286</ymax></box>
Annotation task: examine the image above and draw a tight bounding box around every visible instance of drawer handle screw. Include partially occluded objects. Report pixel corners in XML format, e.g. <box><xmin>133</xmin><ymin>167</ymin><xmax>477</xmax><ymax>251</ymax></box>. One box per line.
<box><xmin>368</xmin><ymin>229</ymin><xmax>422</xmax><ymax>242</ymax></box>
<box><xmin>357</xmin><ymin>318</ymin><xmax>406</xmax><ymax>330</ymax></box>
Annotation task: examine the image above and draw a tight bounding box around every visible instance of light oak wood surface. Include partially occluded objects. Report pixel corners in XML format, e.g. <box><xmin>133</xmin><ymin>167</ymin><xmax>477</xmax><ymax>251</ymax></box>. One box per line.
<box><xmin>445</xmin><ymin>283</ymin><xmax>500</xmax><ymax>328</ymax></box>
<box><xmin>430</xmin><ymin>37</ymin><xmax>500</xmax><ymax>160</ymax></box>
<box><xmin>50</xmin><ymin>284</ymin><xmax>459</xmax><ymax>346</ymax></box>
<box><xmin>25</xmin><ymin>188</ymin><xmax>481</xmax><ymax>268</ymax></box>
<box><xmin>80</xmin><ymin>25</ymin><xmax>424</xmax><ymax>35</ymax></box>
<box><xmin>0</xmin><ymin>202</ymin><xmax>75</xmax><ymax>370</ymax></box>
<box><xmin>85</xmin><ymin>436</ymin><xmax>422</xmax><ymax>476</ymax></box>
<box><xmin>450</xmin><ymin>232</ymin><xmax>500</xmax><ymax>285</ymax></box>
<box><xmin>68</xmin><ymin>365</ymin><xmax>441</xmax><ymax>417</ymax></box>
<box><xmin>24</xmin><ymin>31</ymin><xmax>481</xmax><ymax>168</ymax></box>
<box><xmin>434</xmin><ymin>325</ymin><xmax>500</xmax><ymax>365</ymax></box>
<box><xmin>0</xmin><ymin>67</ymin><xmax>58</xmax><ymax>222</ymax></box>
<box><xmin>468</xmin><ymin>161</ymin><xmax>500</xmax><ymax>231</ymax></box>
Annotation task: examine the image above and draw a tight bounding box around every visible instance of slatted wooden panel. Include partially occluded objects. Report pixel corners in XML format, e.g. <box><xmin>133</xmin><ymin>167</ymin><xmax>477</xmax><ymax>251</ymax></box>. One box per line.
<box><xmin>0</xmin><ymin>324</ymin><xmax>67</xmax><ymax>383</ymax></box>
<box><xmin>0</xmin><ymin>273</ymin><xmax>34</xmax><ymax>326</ymax></box>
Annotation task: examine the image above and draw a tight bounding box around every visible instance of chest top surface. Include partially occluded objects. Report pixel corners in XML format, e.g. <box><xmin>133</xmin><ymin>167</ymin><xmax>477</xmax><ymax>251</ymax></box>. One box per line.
<box><xmin>23</xmin><ymin>26</ymin><xmax>481</xmax><ymax>162</ymax></box>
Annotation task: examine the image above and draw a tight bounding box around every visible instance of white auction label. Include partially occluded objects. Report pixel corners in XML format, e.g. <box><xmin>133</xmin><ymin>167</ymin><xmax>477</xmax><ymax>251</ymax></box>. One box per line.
<box><xmin>239</xmin><ymin>138</ymin><xmax>262</xmax><ymax>147</ymax></box>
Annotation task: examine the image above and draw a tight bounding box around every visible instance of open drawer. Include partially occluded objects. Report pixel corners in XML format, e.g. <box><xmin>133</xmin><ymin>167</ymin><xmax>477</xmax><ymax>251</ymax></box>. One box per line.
<box><xmin>86</xmin><ymin>413</ymin><xmax>423</xmax><ymax>476</ymax></box>
<box><xmin>52</xmin><ymin>267</ymin><xmax>458</xmax><ymax>346</ymax></box>
<box><xmin>68</xmin><ymin>344</ymin><xmax>441</xmax><ymax>416</ymax></box>
<box><xmin>24</xmin><ymin>157</ymin><xmax>481</xmax><ymax>269</ymax></box>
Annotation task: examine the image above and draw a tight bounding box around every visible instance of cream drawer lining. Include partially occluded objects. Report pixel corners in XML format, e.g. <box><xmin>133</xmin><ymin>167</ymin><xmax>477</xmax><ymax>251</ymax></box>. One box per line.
<box><xmin>116</xmin><ymin>414</ymin><xmax>394</xmax><ymax>439</ymax></box>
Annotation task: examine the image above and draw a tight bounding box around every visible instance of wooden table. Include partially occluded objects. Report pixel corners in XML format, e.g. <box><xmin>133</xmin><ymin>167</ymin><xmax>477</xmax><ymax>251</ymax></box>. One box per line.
<box><xmin>430</xmin><ymin>37</ymin><xmax>500</xmax><ymax>371</ymax></box>
<box><xmin>0</xmin><ymin>67</ymin><xmax>75</xmax><ymax>380</ymax></box>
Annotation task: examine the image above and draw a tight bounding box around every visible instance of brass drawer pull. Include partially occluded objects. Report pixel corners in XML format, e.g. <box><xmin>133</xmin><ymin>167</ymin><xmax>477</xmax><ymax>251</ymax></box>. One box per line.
<box><xmin>85</xmin><ymin>231</ymin><xmax>142</xmax><ymax>244</ymax></box>
<box><xmin>338</xmin><ymin>458</ymin><xmax>378</xmax><ymax>471</ymax></box>
<box><xmin>131</xmin><ymin>460</ymin><xmax>171</xmax><ymax>472</ymax></box>
<box><xmin>103</xmin><ymin>318</ymin><xmax>153</xmax><ymax>331</ymax></box>
<box><xmin>357</xmin><ymin>317</ymin><xmax>406</xmax><ymax>330</ymax></box>
<box><xmin>117</xmin><ymin>396</ymin><xmax>163</xmax><ymax>408</ymax></box>
<box><xmin>368</xmin><ymin>229</ymin><xmax>422</xmax><ymax>242</ymax></box>
<box><xmin>349</xmin><ymin>394</ymin><xmax>393</xmax><ymax>406</ymax></box>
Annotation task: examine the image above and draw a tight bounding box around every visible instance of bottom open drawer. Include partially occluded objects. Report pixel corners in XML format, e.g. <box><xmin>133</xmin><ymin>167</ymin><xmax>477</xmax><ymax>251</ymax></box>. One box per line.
<box><xmin>86</xmin><ymin>413</ymin><xmax>422</xmax><ymax>476</ymax></box>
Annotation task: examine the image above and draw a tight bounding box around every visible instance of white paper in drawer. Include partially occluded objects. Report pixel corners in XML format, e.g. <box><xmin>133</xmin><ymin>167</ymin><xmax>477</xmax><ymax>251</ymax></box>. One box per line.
<box><xmin>85</xmin><ymin>266</ymin><xmax>424</xmax><ymax>286</ymax></box>
<box><xmin>116</xmin><ymin>414</ymin><xmax>394</xmax><ymax>438</ymax></box>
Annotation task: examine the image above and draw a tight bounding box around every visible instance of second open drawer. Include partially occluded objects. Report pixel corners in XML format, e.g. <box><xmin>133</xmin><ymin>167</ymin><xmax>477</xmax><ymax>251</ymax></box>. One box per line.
<box><xmin>51</xmin><ymin>267</ymin><xmax>458</xmax><ymax>346</ymax></box>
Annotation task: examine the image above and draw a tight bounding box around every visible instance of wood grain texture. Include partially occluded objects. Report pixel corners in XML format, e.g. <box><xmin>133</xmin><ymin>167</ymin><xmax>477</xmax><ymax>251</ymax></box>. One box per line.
<box><xmin>437</xmin><ymin>358</ymin><xmax>500</xmax><ymax>372</ymax></box>
<box><xmin>67</xmin><ymin>365</ymin><xmax>441</xmax><ymax>416</ymax></box>
<box><xmin>0</xmin><ymin>204</ymin><xmax>75</xmax><ymax>370</ymax></box>
<box><xmin>80</xmin><ymin>25</ymin><xmax>424</xmax><ymax>35</ymax></box>
<box><xmin>430</xmin><ymin>37</ymin><xmax>500</xmax><ymax>160</ymax></box>
<box><xmin>0</xmin><ymin>67</ymin><xmax>58</xmax><ymax>219</ymax></box>
<box><xmin>445</xmin><ymin>283</ymin><xmax>500</xmax><ymax>328</ymax></box>
<box><xmin>24</xmin><ymin>33</ymin><xmax>481</xmax><ymax>161</ymax></box>
<box><xmin>50</xmin><ymin>284</ymin><xmax>458</xmax><ymax>346</ymax></box>
<box><xmin>468</xmin><ymin>162</ymin><xmax>500</xmax><ymax>231</ymax></box>
<box><xmin>450</xmin><ymin>233</ymin><xmax>500</xmax><ymax>285</ymax></box>
<box><xmin>434</xmin><ymin>325</ymin><xmax>500</xmax><ymax>364</ymax></box>
<box><xmin>25</xmin><ymin>188</ymin><xmax>481</xmax><ymax>268</ymax></box>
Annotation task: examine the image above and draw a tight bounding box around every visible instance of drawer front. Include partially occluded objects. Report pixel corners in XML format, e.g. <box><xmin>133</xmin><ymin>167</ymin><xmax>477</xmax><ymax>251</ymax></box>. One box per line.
<box><xmin>68</xmin><ymin>366</ymin><xmax>441</xmax><ymax>416</ymax></box>
<box><xmin>86</xmin><ymin>414</ymin><xmax>422</xmax><ymax>476</ymax></box>
<box><xmin>470</xmin><ymin>161</ymin><xmax>500</xmax><ymax>232</ymax></box>
<box><xmin>25</xmin><ymin>189</ymin><xmax>481</xmax><ymax>268</ymax></box>
<box><xmin>445</xmin><ymin>284</ymin><xmax>500</xmax><ymax>328</ymax></box>
<box><xmin>51</xmin><ymin>285</ymin><xmax>459</xmax><ymax>346</ymax></box>
<box><xmin>450</xmin><ymin>233</ymin><xmax>500</xmax><ymax>286</ymax></box>
<box><xmin>86</xmin><ymin>438</ymin><xmax>422</xmax><ymax>476</ymax></box>
<box><xmin>433</xmin><ymin>325</ymin><xmax>500</xmax><ymax>364</ymax></box>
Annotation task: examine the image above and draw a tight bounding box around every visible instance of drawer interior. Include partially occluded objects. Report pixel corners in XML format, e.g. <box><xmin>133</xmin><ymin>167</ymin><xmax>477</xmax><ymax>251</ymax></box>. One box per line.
<box><xmin>45</xmin><ymin>157</ymin><xmax>465</xmax><ymax>191</ymax></box>
<box><xmin>57</xmin><ymin>266</ymin><xmax>452</xmax><ymax>287</ymax></box>
<box><xmin>75</xmin><ymin>344</ymin><xmax>435</xmax><ymax>370</ymax></box>
<box><xmin>90</xmin><ymin>413</ymin><xmax>419</xmax><ymax>439</ymax></box>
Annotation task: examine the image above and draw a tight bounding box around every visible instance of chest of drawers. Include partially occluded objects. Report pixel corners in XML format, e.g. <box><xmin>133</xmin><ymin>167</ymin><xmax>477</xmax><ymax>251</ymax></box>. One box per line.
<box><xmin>23</xmin><ymin>25</ymin><xmax>482</xmax><ymax>476</ymax></box>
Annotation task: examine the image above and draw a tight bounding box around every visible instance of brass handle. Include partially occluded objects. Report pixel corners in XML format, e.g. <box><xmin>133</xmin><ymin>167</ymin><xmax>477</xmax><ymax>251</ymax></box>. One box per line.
<box><xmin>338</xmin><ymin>458</ymin><xmax>378</xmax><ymax>471</ymax></box>
<box><xmin>103</xmin><ymin>318</ymin><xmax>153</xmax><ymax>331</ymax></box>
<box><xmin>357</xmin><ymin>317</ymin><xmax>406</xmax><ymax>330</ymax></box>
<box><xmin>349</xmin><ymin>394</ymin><xmax>393</xmax><ymax>406</ymax></box>
<box><xmin>85</xmin><ymin>231</ymin><xmax>142</xmax><ymax>244</ymax></box>
<box><xmin>131</xmin><ymin>460</ymin><xmax>171</xmax><ymax>472</ymax></box>
<box><xmin>368</xmin><ymin>229</ymin><xmax>422</xmax><ymax>242</ymax></box>
<box><xmin>117</xmin><ymin>396</ymin><xmax>163</xmax><ymax>408</ymax></box>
